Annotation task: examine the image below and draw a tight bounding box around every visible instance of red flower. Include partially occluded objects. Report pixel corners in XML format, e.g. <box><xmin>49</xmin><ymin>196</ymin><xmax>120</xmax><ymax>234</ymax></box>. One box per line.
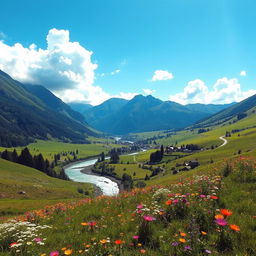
<box><xmin>115</xmin><ymin>240</ymin><xmax>123</xmax><ymax>245</ymax></box>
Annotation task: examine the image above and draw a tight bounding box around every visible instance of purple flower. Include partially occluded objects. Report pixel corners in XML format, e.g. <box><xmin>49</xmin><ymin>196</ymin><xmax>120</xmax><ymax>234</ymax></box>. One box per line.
<box><xmin>215</xmin><ymin>218</ymin><xmax>228</xmax><ymax>226</ymax></box>
<box><xmin>171</xmin><ymin>242</ymin><xmax>178</xmax><ymax>246</ymax></box>
<box><xmin>205</xmin><ymin>249</ymin><xmax>212</xmax><ymax>254</ymax></box>
<box><xmin>184</xmin><ymin>245</ymin><xmax>192</xmax><ymax>251</ymax></box>
<box><xmin>200</xmin><ymin>194</ymin><xmax>206</xmax><ymax>198</ymax></box>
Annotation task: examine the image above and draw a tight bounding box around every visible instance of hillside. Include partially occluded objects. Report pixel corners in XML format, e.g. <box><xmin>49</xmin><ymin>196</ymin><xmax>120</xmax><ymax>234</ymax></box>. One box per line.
<box><xmin>78</xmin><ymin>95</ymin><xmax>231</xmax><ymax>134</ymax></box>
<box><xmin>193</xmin><ymin>94</ymin><xmax>256</xmax><ymax>128</ymax></box>
<box><xmin>0</xmin><ymin>158</ymin><xmax>93</xmax><ymax>216</ymax></box>
<box><xmin>0</xmin><ymin>70</ymin><xmax>96</xmax><ymax>147</ymax></box>
<box><xmin>21</xmin><ymin>83</ymin><xmax>87</xmax><ymax>124</ymax></box>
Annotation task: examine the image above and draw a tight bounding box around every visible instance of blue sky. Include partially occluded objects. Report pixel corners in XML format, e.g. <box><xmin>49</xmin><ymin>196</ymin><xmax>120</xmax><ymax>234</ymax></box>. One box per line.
<box><xmin>0</xmin><ymin>0</ymin><xmax>255</xmax><ymax>105</ymax></box>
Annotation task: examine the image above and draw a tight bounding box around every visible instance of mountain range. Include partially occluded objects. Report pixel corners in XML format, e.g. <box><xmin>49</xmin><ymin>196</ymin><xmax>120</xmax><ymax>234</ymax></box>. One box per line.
<box><xmin>70</xmin><ymin>96</ymin><xmax>232</xmax><ymax>134</ymax></box>
<box><xmin>0</xmin><ymin>70</ymin><xmax>95</xmax><ymax>147</ymax></box>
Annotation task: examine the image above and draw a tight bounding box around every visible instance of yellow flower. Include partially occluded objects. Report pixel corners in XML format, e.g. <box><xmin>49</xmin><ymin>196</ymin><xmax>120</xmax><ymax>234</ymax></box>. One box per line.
<box><xmin>179</xmin><ymin>238</ymin><xmax>186</xmax><ymax>243</ymax></box>
<box><xmin>100</xmin><ymin>239</ymin><xmax>107</xmax><ymax>244</ymax></box>
<box><xmin>64</xmin><ymin>249</ymin><xmax>73</xmax><ymax>255</ymax></box>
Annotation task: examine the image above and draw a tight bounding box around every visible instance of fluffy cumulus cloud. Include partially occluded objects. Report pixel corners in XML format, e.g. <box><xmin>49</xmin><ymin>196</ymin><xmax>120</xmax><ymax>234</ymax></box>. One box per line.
<box><xmin>143</xmin><ymin>88</ymin><xmax>156</xmax><ymax>95</ymax></box>
<box><xmin>0</xmin><ymin>28</ymin><xmax>136</xmax><ymax>105</ymax></box>
<box><xmin>151</xmin><ymin>70</ymin><xmax>173</xmax><ymax>81</ymax></box>
<box><xmin>169</xmin><ymin>77</ymin><xmax>256</xmax><ymax>105</ymax></box>
<box><xmin>240</xmin><ymin>70</ymin><xmax>246</xmax><ymax>76</ymax></box>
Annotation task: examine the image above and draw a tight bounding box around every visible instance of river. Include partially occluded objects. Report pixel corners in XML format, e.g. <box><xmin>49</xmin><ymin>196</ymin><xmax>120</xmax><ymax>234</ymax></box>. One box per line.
<box><xmin>64</xmin><ymin>150</ymin><xmax>144</xmax><ymax>196</ymax></box>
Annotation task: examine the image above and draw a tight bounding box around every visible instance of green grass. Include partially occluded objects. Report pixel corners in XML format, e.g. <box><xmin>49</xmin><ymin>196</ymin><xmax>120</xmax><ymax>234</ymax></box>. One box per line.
<box><xmin>1</xmin><ymin>156</ymin><xmax>255</xmax><ymax>255</ymax></box>
<box><xmin>109</xmin><ymin>163</ymin><xmax>151</xmax><ymax>179</ymax></box>
<box><xmin>0</xmin><ymin>159</ymin><xmax>94</xmax><ymax>216</ymax></box>
<box><xmin>0</xmin><ymin>139</ymin><xmax>121</xmax><ymax>161</ymax></box>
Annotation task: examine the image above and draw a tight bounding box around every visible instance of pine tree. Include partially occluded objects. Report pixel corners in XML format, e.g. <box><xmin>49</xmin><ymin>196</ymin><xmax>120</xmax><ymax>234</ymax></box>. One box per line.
<box><xmin>18</xmin><ymin>147</ymin><xmax>34</xmax><ymax>167</ymax></box>
<box><xmin>12</xmin><ymin>149</ymin><xmax>18</xmax><ymax>162</ymax></box>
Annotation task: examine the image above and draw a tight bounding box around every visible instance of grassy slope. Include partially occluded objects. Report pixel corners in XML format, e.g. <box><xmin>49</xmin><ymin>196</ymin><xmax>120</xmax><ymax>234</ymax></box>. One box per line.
<box><xmin>0</xmin><ymin>159</ymin><xmax>94</xmax><ymax>216</ymax></box>
<box><xmin>0</xmin><ymin>139</ymin><xmax>120</xmax><ymax>161</ymax></box>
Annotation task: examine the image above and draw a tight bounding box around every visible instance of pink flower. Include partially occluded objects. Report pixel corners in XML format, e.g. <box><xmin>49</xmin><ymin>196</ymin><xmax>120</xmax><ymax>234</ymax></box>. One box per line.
<box><xmin>133</xmin><ymin>235</ymin><xmax>139</xmax><ymax>239</ymax></box>
<box><xmin>50</xmin><ymin>251</ymin><xmax>59</xmax><ymax>256</ymax></box>
<box><xmin>34</xmin><ymin>237</ymin><xmax>42</xmax><ymax>243</ymax></box>
<box><xmin>137</xmin><ymin>204</ymin><xmax>144</xmax><ymax>209</ymax></box>
<box><xmin>215</xmin><ymin>218</ymin><xmax>228</xmax><ymax>226</ymax></box>
<box><xmin>143</xmin><ymin>215</ymin><xmax>156</xmax><ymax>222</ymax></box>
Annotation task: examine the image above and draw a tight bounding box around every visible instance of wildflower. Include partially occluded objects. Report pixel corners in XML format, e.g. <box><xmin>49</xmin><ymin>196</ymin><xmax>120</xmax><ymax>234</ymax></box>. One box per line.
<box><xmin>9</xmin><ymin>242</ymin><xmax>18</xmax><ymax>248</ymax></box>
<box><xmin>34</xmin><ymin>237</ymin><xmax>42</xmax><ymax>243</ymax></box>
<box><xmin>230</xmin><ymin>224</ymin><xmax>240</xmax><ymax>231</ymax></box>
<box><xmin>133</xmin><ymin>235</ymin><xmax>139</xmax><ymax>240</ymax></box>
<box><xmin>180</xmin><ymin>232</ymin><xmax>187</xmax><ymax>237</ymax></box>
<box><xmin>50</xmin><ymin>252</ymin><xmax>59</xmax><ymax>256</ymax></box>
<box><xmin>211</xmin><ymin>195</ymin><xmax>218</xmax><ymax>200</ymax></box>
<box><xmin>165</xmin><ymin>200</ymin><xmax>172</xmax><ymax>205</ymax></box>
<box><xmin>143</xmin><ymin>215</ymin><xmax>156</xmax><ymax>222</ymax></box>
<box><xmin>215</xmin><ymin>214</ymin><xmax>224</xmax><ymax>220</ymax></box>
<box><xmin>81</xmin><ymin>222</ymin><xmax>88</xmax><ymax>226</ymax></box>
<box><xmin>100</xmin><ymin>239</ymin><xmax>107</xmax><ymax>244</ymax></box>
<box><xmin>201</xmin><ymin>231</ymin><xmax>207</xmax><ymax>235</ymax></box>
<box><xmin>137</xmin><ymin>204</ymin><xmax>144</xmax><ymax>209</ymax></box>
<box><xmin>171</xmin><ymin>242</ymin><xmax>178</xmax><ymax>246</ymax></box>
<box><xmin>115</xmin><ymin>240</ymin><xmax>123</xmax><ymax>245</ymax></box>
<box><xmin>215</xmin><ymin>218</ymin><xmax>228</xmax><ymax>226</ymax></box>
<box><xmin>205</xmin><ymin>249</ymin><xmax>212</xmax><ymax>254</ymax></box>
<box><xmin>64</xmin><ymin>249</ymin><xmax>73</xmax><ymax>255</ymax></box>
<box><xmin>140</xmin><ymin>249</ymin><xmax>146</xmax><ymax>253</ymax></box>
<box><xmin>184</xmin><ymin>245</ymin><xmax>192</xmax><ymax>250</ymax></box>
<box><xmin>179</xmin><ymin>238</ymin><xmax>186</xmax><ymax>243</ymax></box>
<box><xmin>220</xmin><ymin>209</ymin><xmax>232</xmax><ymax>216</ymax></box>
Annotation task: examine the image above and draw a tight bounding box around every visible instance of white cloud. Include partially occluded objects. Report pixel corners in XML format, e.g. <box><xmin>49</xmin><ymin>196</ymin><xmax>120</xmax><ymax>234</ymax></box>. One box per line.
<box><xmin>240</xmin><ymin>70</ymin><xmax>246</xmax><ymax>76</ymax></box>
<box><xmin>111</xmin><ymin>69</ymin><xmax>120</xmax><ymax>75</ymax></box>
<box><xmin>143</xmin><ymin>88</ymin><xmax>156</xmax><ymax>95</ymax></box>
<box><xmin>169</xmin><ymin>77</ymin><xmax>256</xmax><ymax>105</ymax></box>
<box><xmin>151</xmin><ymin>70</ymin><xmax>173</xmax><ymax>81</ymax></box>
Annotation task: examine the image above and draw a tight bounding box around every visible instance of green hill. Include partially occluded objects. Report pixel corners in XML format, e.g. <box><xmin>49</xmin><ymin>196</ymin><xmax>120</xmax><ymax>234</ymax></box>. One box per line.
<box><xmin>193</xmin><ymin>94</ymin><xmax>256</xmax><ymax>128</ymax></box>
<box><xmin>0</xmin><ymin>70</ymin><xmax>96</xmax><ymax>147</ymax></box>
<box><xmin>0</xmin><ymin>158</ymin><xmax>93</xmax><ymax>215</ymax></box>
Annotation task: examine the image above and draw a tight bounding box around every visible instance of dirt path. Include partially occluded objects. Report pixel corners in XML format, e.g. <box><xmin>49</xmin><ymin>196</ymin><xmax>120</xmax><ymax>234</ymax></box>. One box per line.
<box><xmin>219</xmin><ymin>136</ymin><xmax>228</xmax><ymax>147</ymax></box>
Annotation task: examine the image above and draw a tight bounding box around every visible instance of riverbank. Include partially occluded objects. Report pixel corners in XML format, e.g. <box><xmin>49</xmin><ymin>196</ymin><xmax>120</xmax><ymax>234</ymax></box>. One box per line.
<box><xmin>80</xmin><ymin>164</ymin><xmax>123</xmax><ymax>195</ymax></box>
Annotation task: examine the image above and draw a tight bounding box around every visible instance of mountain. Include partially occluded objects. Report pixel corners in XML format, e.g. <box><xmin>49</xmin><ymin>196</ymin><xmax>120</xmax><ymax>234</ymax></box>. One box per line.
<box><xmin>193</xmin><ymin>94</ymin><xmax>256</xmax><ymax>128</ymax></box>
<box><xmin>21</xmin><ymin>84</ymin><xmax>87</xmax><ymax>124</ymax></box>
<box><xmin>78</xmin><ymin>95</ymin><xmax>231</xmax><ymax>134</ymax></box>
<box><xmin>0</xmin><ymin>70</ymin><xmax>95</xmax><ymax>147</ymax></box>
<box><xmin>68</xmin><ymin>102</ymin><xmax>92</xmax><ymax>114</ymax></box>
<box><xmin>186</xmin><ymin>103</ymin><xmax>234</xmax><ymax>115</ymax></box>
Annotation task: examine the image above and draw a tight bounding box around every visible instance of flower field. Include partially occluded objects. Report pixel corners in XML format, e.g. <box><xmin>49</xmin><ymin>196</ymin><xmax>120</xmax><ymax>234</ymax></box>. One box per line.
<box><xmin>1</xmin><ymin>157</ymin><xmax>255</xmax><ymax>256</ymax></box>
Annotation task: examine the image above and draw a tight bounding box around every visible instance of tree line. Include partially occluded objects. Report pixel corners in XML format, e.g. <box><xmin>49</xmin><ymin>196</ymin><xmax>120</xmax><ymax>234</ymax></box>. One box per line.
<box><xmin>0</xmin><ymin>147</ymin><xmax>68</xmax><ymax>180</ymax></box>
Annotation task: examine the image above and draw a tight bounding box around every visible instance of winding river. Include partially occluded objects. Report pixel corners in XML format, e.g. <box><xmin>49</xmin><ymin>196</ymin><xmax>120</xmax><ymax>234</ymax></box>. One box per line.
<box><xmin>64</xmin><ymin>150</ymin><xmax>144</xmax><ymax>196</ymax></box>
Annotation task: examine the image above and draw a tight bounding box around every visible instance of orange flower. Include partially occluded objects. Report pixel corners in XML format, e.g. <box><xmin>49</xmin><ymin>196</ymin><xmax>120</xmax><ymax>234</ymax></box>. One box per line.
<box><xmin>220</xmin><ymin>209</ymin><xmax>232</xmax><ymax>216</ymax></box>
<box><xmin>215</xmin><ymin>214</ymin><xmax>224</xmax><ymax>220</ymax></box>
<box><xmin>64</xmin><ymin>249</ymin><xmax>73</xmax><ymax>255</ymax></box>
<box><xmin>115</xmin><ymin>240</ymin><xmax>123</xmax><ymax>245</ymax></box>
<box><xmin>201</xmin><ymin>231</ymin><xmax>207</xmax><ymax>235</ymax></box>
<box><xmin>140</xmin><ymin>249</ymin><xmax>146</xmax><ymax>253</ymax></box>
<box><xmin>230</xmin><ymin>224</ymin><xmax>240</xmax><ymax>231</ymax></box>
<box><xmin>179</xmin><ymin>238</ymin><xmax>186</xmax><ymax>243</ymax></box>
<box><xmin>81</xmin><ymin>222</ymin><xmax>88</xmax><ymax>226</ymax></box>
<box><xmin>165</xmin><ymin>200</ymin><xmax>172</xmax><ymax>205</ymax></box>
<box><xmin>180</xmin><ymin>232</ymin><xmax>187</xmax><ymax>237</ymax></box>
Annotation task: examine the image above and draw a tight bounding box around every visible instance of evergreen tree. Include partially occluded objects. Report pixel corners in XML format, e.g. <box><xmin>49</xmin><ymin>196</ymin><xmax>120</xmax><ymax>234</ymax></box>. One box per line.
<box><xmin>12</xmin><ymin>149</ymin><xmax>18</xmax><ymax>162</ymax></box>
<box><xmin>1</xmin><ymin>149</ymin><xmax>11</xmax><ymax>161</ymax></box>
<box><xmin>101</xmin><ymin>152</ymin><xmax>105</xmax><ymax>162</ymax></box>
<box><xmin>34</xmin><ymin>154</ymin><xmax>46</xmax><ymax>172</ymax></box>
<box><xmin>18</xmin><ymin>147</ymin><xmax>34</xmax><ymax>167</ymax></box>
